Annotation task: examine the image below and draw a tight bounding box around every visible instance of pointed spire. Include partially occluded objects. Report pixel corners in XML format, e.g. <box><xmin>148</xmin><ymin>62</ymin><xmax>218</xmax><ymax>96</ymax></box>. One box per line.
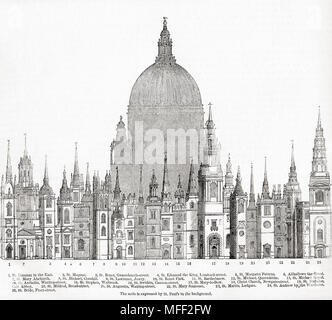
<box><xmin>175</xmin><ymin>174</ymin><xmax>185</xmax><ymax>201</ymax></box>
<box><xmin>24</xmin><ymin>133</ymin><xmax>28</xmax><ymax>157</ymax></box>
<box><xmin>288</xmin><ymin>140</ymin><xmax>298</xmax><ymax>183</ymax></box>
<box><xmin>113</xmin><ymin>166</ymin><xmax>121</xmax><ymax>200</ymax></box>
<box><xmin>138</xmin><ymin>164</ymin><xmax>144</xmax><ymax>202</ymax></box>
<box><xmin>5</xmin><ymin>140</ymin><xmax>12</xmax><ymax>184</ymax></box>
<box><xmin>85</xmin><ymin>162</ymin><xmax>91</xmax><ymax>194</ymax></box>
<box><xmin>60</xmin><ymin>166</ymin><xmax>71</xmax><ymax>201</ymax></box>
<box><xmin>225</xmin><ymin>153</ymin><xmax>234</xmax><ymax>187</ymax></box>
<box><xmin>155</xmin><ymin>17</ymin><xmax>176</xmax><ymax>65</ymax></box>
<box><xmin>205</xmin><ymin>102</ymin><xmax>215</xmax><ymax>129</ymax></box>
<box><xmin>317</xmin><ymin>106</ymin><xmax>322</xmax><ymax>129</ymax></box>
<box><xmin>262</xmin><ymin>157</ymin><xmax>270</xmax><ymax>199</ymax></box>
<box><xmin>72</xmin><ymin>142</ymin><xmax>80</xmax><ymax>187</ymax></box>
<box><xmin>148</xmin><ymin>169</ymin><xmax>158</xmax><ymax>199</ymax></box>
<box><xmin>249</xmin><ymin>162</ymin><xmax>255</xmax><ymax>203</ymax></box>
<box><xmin>233</xmin><ymin>166</ymin><xmax>244</xmax><ymax>195</ymax></box>
<box><xmin>161</xmin><ymin>152</ymin><xmax>171</xmax><ymax>201</ymax></box>
<box><xmin>186</xmin><ymin>159</ymin><xmax>197</xmax><ymax>201</ymax></box>
<box><xmin>44</xmin><ymin>155</ymin><xmax>49</xmax><ymax>185</ymax></box>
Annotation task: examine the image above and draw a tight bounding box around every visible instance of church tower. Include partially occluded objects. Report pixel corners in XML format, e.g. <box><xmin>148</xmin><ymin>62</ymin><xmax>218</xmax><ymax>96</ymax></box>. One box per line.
<box><xmin>230</xmin><ymin>166</ymin><xmax>248</xmax><ymax>259</ymax></box>
<box><xmin>39</xmin><ymin>156</ymin><xmax>56</xmax><ymax>259</ymax></box>
<box><xmin>70</xmin><ymin>143</ymin><xmax>84</xmax><ymax>203</ymax></box>
<box><xmin>0</xmin><ymin>140</ymin><xmax>16</xmax><ymax>259</ymax></box>
<box><xmin>284</xmin><ymin>141</ymin><xmax>302</xmax><ymax>258</ymax></box>
<box><xmin>257</xmin><ymin>157</ymin><xmax>275</xmax><ymax>258</ymax></box>
<box><xmin>198</xmin><ymin>104</ymin><xmax>225</xmax><ymax>259</ymax></box>
<box><xmin>246</xmin><ymin>163</ymin><xmax>258</xmax><ymax>259</ymax></box>
<box><xmin>309</xmin><ymin>108</ymin><xmax>331</xmax><ymax>258</ymax></box>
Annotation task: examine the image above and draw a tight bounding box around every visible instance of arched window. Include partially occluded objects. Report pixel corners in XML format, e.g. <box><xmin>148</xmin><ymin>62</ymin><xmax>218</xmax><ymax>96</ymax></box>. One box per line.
<box><xmin>6</xmin><ymin>202</ymin><xmax>12</xmax><ymax>217</ymax></box>
<box><xmin>6</xmin><ymin>229</ymin><xmax>12</xmax><ymax>238</ymax></box>
<box><xmin>78</xmin><ymin>239</ymin><xmax>85</xmax><ymax>251</ymax></box>
<box><xmin>6</xmin><ymin>244</ymin><xmax>13</xmax><ymax>259</ymax></box>
<box><xmin>101</xmin><ymin>226</ymin><xmax>106</xmax><ymax>237</ymax></box>
<box><xmin>210</xmin><ymin>182</ymin><xmax>218</xmax><ymax>200</ymax></box>
<box><xmin>64</xmin><ymin>209</ymin><xmax>70</xmax><ymax>224</ymax></box>
<box><xmin>316</xmin><ymin>190</ymin><xmax>324</xmax><ymax>204</ymax></box>
<box><xmin>101</xmin><ymin>213</ymin><xmax>106</xmax><ymax>224</ymax></box>
<box><xmin>151</xmin><ymin>237</ymin><xmax>156</xmax><ymax>248</ymax></box>
<box><xmin>317</xmin><ymin>229</ymin><xmax>324</xmax><ymax>242</ymax></box>
<box><xmin>190</xmin><ymin>235</ymin><xmax>194</xmax><ymax>247</ymax></box>
<box><xmin>238</xmin><ymin>200</ymin><xmax>244</xmax><ymax>213</ymax></box>
<box><xmin>226</xmin><ymin>234</ymin><xmax>230</xmax><ymax>248</ymax></box>
<box><xmin>128</xmin><ymin>246</ymin><xmax>133</xmax><ymax>255</ymax></box>
<box><xmin>46</xmin><ymin>197</ymin><xmax>52</xmax><ymax>208</ymax></box>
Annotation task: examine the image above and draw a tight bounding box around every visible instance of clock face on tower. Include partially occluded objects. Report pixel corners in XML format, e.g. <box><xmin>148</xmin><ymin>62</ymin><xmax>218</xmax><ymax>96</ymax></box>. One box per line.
<box><xmin>263</xmin><ymin>221</ymin><xmax>271</xmax><ymax>229</ymax></box>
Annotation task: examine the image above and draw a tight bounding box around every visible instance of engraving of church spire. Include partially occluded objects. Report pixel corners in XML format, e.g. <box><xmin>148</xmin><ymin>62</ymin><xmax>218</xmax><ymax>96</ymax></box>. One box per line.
<box><xmin>233</xmin><ymin>166</ymin><xmax>245</xmax><ymax>196</ymax></box>
<box><xmin>311</xmin><ymin>107</ymin><xmax>329</xmax><ymax>176</ymax></box>
<box><xmin>148</xmin><ymin>169</ymin><xmax>159</xmax><ymax>201</ymax></box>
<box><xmin>113</xmin><ymin>166</ymin><xmax>121</xmax><ymax>201</ymax></box>
<box><xmin>60</xmin><ymin>167</ymin><xmax>71</xmax><ymax>201</ymax></box>
<box><xmin>262</xmin><ymin>157</ymin><xmax>270</xmax><ymax>199</ymax></box>
<box><xmin>18</xmin><ymin>133</ymin><xmax>34</xmax><ymax>187</ymax></box>
<box><xmin>71</xmin><ymin>142</ymin><xmax>80</xmax><ymax>188</ymax></box>
<box><xmin>40</xmin><ymin>155</ymin><xmax>54</xmax><ymax>195</ymax></box>
<box><xmin>5</xmin><ymin>140</ymin><xmax>12</xmax><ymax>184</ymax></box>
<box><xmin>161</xmin><ymin>152</ymin><xmax>171</xmax><ymax>201</ymax></box>
<box><xmin>84</xmin><ymin>163</ymin><xmax>91</xmax><ymax>195</ymax></box>
<box><xmin>175</xmin><ymin>174</ymin><xmax>185</xmax><ymax>202</ymax></box>
<box><xmin>186</xmin><ymin>159</ymin><xmax>198</xmax><ymax>201</ymax></box>
<box><xmin>138</xmin><ymin>164</ymin><xmax>144</xmax><ymax>203</ymax></box>
<box><xmin>155</xmin><ymin>17</ymin><xmax>176</xmax><ymax>65</ymax></box>
<box><xmin>225</xmin><ymin>153</ymin><xmax>234</xmax><ymax>187</ymax></box>
<box><xmin>249</xmin><ymin>163</ymin><xmax>255</xmax><ymax>205</ymax></box>
<box><xmin>288</xmin><ymin>140</ymin><xmax>298</xmax><ymax>184</ymax></box>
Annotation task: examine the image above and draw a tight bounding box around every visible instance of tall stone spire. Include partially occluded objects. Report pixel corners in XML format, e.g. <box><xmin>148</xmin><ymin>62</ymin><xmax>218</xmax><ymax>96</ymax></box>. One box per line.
<box><xmin>311</xmin><ymin>107</ymin><xmax>329</xmax><ymax>175</ymax></box>
<box><xmin>262</xmin><ymin>157</ymin><xmax>270</xmax><ymax>199</ymax></box>
<box><xmin>249</xmin><ymin>163</ymin><xmax>255</xmax><ymax>203</ymax></box>
<box><xmin>24</xmin><ymin>133</ymin><xmax>28</xmax><ymax>157</ymax></box>
<box><xmin>186</xmin><ymin>159</ymin><xmax>197</xmax><ymax>201</ymax></box>
<box><xmin>40</xmin><ymin>155</ymin><xmax>53</xmax><ymax>195</ymax></box>
<box><xmin>113</xmin><ymin>166</ymin><xmax>121</xmax><ymax>201</ymax></box>
<box><xmin>85</xmin><ymin>162</ymin><xmax>91</xmax><ymax>195</ymax></box>
<box><xmin>71</xmin><ymin>142</ymin><xmax>80</xmax><ymax>187</ymax></box>
<box><xmin>233</xmin><ymin>166</ymin><xmax>245</xmax><ymax>196</ymax></box>
<box><xmin>43</xmin><ymin>155</ymin><xmax>49</xmax><ymax>186</ymax></box>
<box><xmin>155</xmin><ymin>17</ymin><xmax>176</xmax><ymax>65</ymax></box>
<box><xmin>161</xmin><ymin>152</ymin><xmax>171</xmax><ymax>201</ymax></box>
<box><xmin>288</xmin><ymin>140</ymin><xmax>298</xmax><ymax>184</ymax></box>
<box><xmin>138</xmin><ymin>164</ymin><xmax>144</xmax><ymax>203</ymax></box>
<box><xmin>5</xmin><ymin>140</ymin><xmax>12</xmax><ymax>184</ymax></box>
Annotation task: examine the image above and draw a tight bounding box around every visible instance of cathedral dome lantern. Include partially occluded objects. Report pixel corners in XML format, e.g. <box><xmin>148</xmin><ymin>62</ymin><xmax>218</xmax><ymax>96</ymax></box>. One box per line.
<box><xmin>129</xmin><ymin>18</ymin><xmax>202</xmax><ymax>108</ymax></box>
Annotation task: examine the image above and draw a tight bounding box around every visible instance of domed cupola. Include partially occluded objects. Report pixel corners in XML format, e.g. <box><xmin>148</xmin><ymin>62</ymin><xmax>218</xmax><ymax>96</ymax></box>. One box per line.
<box><xmin>129</xmin><ymin>18</ymin><xmax>202</xmax><ymax>108</ymax></box>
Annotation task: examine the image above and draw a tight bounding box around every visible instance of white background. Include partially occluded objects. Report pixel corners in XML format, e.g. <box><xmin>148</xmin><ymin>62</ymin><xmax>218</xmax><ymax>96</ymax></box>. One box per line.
<box><xmin>0</xmin><ymin>0</ymin><xmax>331</xmax><ymax>197</ymax></box>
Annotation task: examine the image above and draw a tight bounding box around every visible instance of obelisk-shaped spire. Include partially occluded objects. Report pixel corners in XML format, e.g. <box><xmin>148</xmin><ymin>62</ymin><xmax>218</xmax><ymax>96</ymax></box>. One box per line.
<box><xmin>262</xmin><ymin>157</ymin><xmax>270</xmax><ymax>199</ymax></box>
<box><xmin>5</xmin><ymin>140</ymin><xmax>12</xmax><ymax>184</ymax></box>
<box><xmin>161</xmin><ymin>152</ymin><xmax>171</xmax><ymax>201</ymax></box>
<box><xmin>85</xmin><ymin>162</ymin><xmax>91</xmax><ymax>195</ymax></box>
<box><xmin>249</xmin><ymin>162</ymin><xmax>255</xmax><ymax>203</ymax></box>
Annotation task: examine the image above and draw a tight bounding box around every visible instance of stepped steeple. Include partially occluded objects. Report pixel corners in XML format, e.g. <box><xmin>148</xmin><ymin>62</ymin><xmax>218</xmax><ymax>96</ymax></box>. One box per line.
<box><xmin>233</xmin><ymin>166</ymin><xmax>245</xmax><ymax>196</ymax></box>
<box><xmin>72</xmin><ymin>142</ymin><xmax>80</xmax><ymax>187</ymax></box>
<box><xmin>161</xmin><ymin>152</ymin><xmax>171</xmax><ymax>201</ymax></box>
<box><xmin>249</xmin><ymin>163</ymin><xmax>255</xmax><ymax>203</ymax></box>
<box><xmin>225</xmin><ymin>153</ymin><xmax>234</xmax><ymax>187</ymax></box>
<box><xmin>113</xmin><ymin>166</ymin><xmax>121</xmax><ymax>201</ymax></box>
<box><xmin>186</xmin><ymin>159</ymin><xmax>197</xmax><ymax>201</ymax></box>
<box><xmin>262</xmin><ymin>157</ymin><xmax>270</xmax><ymax>199</ymax></box>
<box><xmin>148</xmin><ymin>169</ymin><xmax>159</xmax><ymax>199</ymax></box>
<box><xmin>5</xmin><ymin>140</ymin><xmax>12</xmax><ymax>184</ymax></box>
<box><xmin>288</xmin><ymin>140</ymin><xmax>298</xmax><ymax>184</ymax></box>
<box><xmin>155</xmin><ymin>17</ymin><xmax>176</xmax><ymax>65</ymax></box>
<box><xmin>59</xmin><ymin>167</ymin><xmax>71</xmax><ymax>201</ymax></box>
<box><xmin>18</xmin><ymin>133</ymin><xmax>34</xmax><ymax>187</ymax></box>
<box><xmin>311</xmin><ymin>107</ymin><xmax>329</xmax><ymax>176</ymax></box>
<box><xmin>175</xmin><ymin>174</ymin><xmax>185</xmax><ymax>202</ymax></box>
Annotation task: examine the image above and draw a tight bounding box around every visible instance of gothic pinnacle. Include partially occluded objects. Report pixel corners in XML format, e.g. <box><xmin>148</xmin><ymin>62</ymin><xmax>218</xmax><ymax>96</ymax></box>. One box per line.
<box><xmin>5</xmin><ymin>139</ymin><xmax>12</xmax><ymax>184</ymax></box>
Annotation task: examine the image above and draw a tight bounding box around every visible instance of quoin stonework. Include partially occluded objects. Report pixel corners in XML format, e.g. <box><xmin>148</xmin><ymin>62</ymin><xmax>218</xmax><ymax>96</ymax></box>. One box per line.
<box><xmin>0</xmin><ymin>18</ymin><xmax>331</xmax><ymax>260</ymax></box>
